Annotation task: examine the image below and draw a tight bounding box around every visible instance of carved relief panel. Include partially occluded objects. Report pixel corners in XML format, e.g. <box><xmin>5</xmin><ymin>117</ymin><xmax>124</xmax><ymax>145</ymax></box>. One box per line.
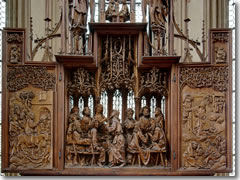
<box><xmin>210</xmin><ymin>29</ymin><xmax>232</xmax><ymax>64</ymax></box>
<box><xmin>180</xmin><ymin>66</ymin><xmax>230</xmax><ymax>171</ymax></box>
<box><xmin>4</xmin><ymin>29</ymin><xmax>25</xmax><ymax>65</ymax></box>
<box><xmin>6</xmin><ymin>66</ymin><xmax>56</xmax><ymax>170</ymax></box>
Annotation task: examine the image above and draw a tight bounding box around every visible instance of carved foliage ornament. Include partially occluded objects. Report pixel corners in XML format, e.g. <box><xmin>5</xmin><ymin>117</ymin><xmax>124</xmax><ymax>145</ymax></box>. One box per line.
<box><xmin>7</xmin><ymin>33</ymin><xmax>23</xmax><ymax>43</ymax></box>
<box><xmin>180</xmin><ymin>67</ymin><xmax>228</xmax><ymax>92</ymax></box>
<box><xmin>67</xmin><ymin>68</ymin><xmax>95</xmax><ymax>96</ymax></box>
<box><xmin>7</xmin><ymin>66</ymin><xmax>56</xmax><ymax>92</ymax></box>
<box><xmin>139</xmin><ymin>67</ymin><xmax>168</xmax><ymax>97</ymax></box>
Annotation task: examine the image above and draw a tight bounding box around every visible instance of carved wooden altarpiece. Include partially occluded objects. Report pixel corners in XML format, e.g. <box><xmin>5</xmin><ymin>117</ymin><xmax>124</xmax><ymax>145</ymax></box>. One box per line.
<box><xmin>1</xmin><ymin>0</ymin><xmax>232</xmax><ymax>176</ymax></box>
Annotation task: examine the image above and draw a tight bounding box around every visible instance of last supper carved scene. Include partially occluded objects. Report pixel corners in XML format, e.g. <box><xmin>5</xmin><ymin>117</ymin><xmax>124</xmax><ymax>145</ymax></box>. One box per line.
<box><xmin>1</xmin><ymin>0</ymin><xmax>233</xmax><ymax>176</ymax></box>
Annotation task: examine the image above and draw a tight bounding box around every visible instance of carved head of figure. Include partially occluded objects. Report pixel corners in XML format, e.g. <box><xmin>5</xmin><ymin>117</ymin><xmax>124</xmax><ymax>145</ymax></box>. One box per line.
<box><xmin>70</xmin><ymin>106</ymin><xmax>79</xmax><ymax>115</ymax></box>
<box><xmin>111</xmin><ymin>110</ymin><xmax>120</xmax><ymax>119</ymax></box>
<box><xmin>140</xmin><ymin>106</ymin><xmax>150</xmax><ymax>117</ymax></box>
<box><xmin>183</xmin><ymin>94</ymin><xmax>193</xmax><ymax>107</ymax></box>
<box><xmin>155</xmin><ymin>107</ymin><xmax>163</xmax><ymax>117</ymax></box>
<box><xmin>122</xmin><ymin>0</ymin><xmax>127</xmax><ymax>4</ymax></box>
<box><xmin>83</xmin><ymin>107</ymin><xmax>91</xmax><ymax>117</ymax></box>
<box><xmin>191</xmin><ymin>141</ymin><xmax>198</xmax><ymax>151</ymax></box>
<box><xmin>109</xmin><ymin>0</ymin><xmax>115</xmax><ymax>4</ymax></box>
<box><xmin>126</xmin><ymin>108</ymin><xmax>134</xmax><ymax>120</ymax></box>
<box><xmin>95</xmin><ymin>104</ymin><xmax>104</xmax><ymax>114</ymax></box>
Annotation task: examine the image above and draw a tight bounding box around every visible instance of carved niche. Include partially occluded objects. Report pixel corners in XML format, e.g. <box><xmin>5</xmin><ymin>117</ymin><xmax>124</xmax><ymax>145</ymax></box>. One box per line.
<box><xmin>180</xmin><ymin>67</ymin><xmax>228</xmax><ymax>170</ymax></box>
<box><xmin>6</xmin><ymin>32</ymin><xmax>24</xmax><ymax>64</ymax></box>
<box><xmin>7</xmin><ymin>66</ymin><xmax>56</xmax><ymax>170</ymax></box>
<box><xmin>211</xmin><ymin>31</ymin><xmax>231</xmax><ymax>64</ymax></box>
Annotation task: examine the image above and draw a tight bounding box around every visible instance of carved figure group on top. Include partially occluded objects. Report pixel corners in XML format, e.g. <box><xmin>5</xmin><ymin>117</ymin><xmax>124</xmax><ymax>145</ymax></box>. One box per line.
<box><xmin>68</xmin><ymin>0</ymin><xmax>95</xmax><ymax>54</ymax></box>
<box><xmin>9</xmin><ymin>91</ymin><xmax>51</xmax><ymax>169</ymax></box>
<box><xmin>106</xmin><ymin>0</ymin><xmax>130</xmax><ymax>22</ymax></box>
<box><xmin>66</xmin><ymin>103</ymin><xmax>168</xmax><ymax>167</ymax></box>
<box><xmin>142</xmin><ymin>0</ymin><xmax>169</xmax><ymax>55</ymax></box>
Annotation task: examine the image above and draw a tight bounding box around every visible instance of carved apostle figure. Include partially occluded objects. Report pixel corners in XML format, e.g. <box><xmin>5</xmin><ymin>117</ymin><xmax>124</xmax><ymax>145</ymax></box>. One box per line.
<box><xmin>67</xmin><ymin>107</ymin><xmax>82</xmax><ymax>144</ymax></box>
<box><xmin>139</xmin><ymin>106</ymin><xmax>151</xmax><ymax>133</ymax></box>
<box><xmin>108</xmin><ymin>110</ymin><xmax>126</xmax><ymax>167</ymax></box>
<box><xmin>92</xmin><ymin>104</ymin><xmax>108</xmax><ymax>144</ymax></box>
<box><xmin>149</xmin><ymin>108</ymin><xmax>167</xmax><ymax>152</ymax></box>
<box><xmin>123</xmin><ymin>108</ymin><xmax>136</xmax><ymax>164</ymax></box>
<box><xmin>66</xmin><ymin>107</ymin><xmax>82</xmax><ymax>165</ymax></box>
<box><xmin>91</xmin><ymin>104</ymin><xmax>108</xmax><ymax>166</ymax></box>
<box><xmin>81</xmin><ymin>107</ymin><xmax>92</xmax><ymax>134</ymax></box>
<box><xmin>128</xmin><ymin>106</ymin><xmax>151</xmax><ymax>166</ymax></box>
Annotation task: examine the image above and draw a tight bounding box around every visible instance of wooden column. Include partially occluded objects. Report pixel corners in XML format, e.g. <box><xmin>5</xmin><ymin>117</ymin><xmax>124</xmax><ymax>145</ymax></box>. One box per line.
<box><xmin>57</xmin><ymin>63</ymin><xmax>65</xmax><ymax>171</ymax></box>
<box><xmin>99</xmin><ymin>0</ymin><xmax>105</xmax><ymax>22</ymax></box>
<box><xmin>168</xmin><ymin>0</ymin><xmax>174</xmax><ymax>55</ymax></box>
<box><xmin>61</xmin><ymin>0</ymin><xmax>67</xmax><ymax>53</ymax></box>
<box><xmin>130</xmin><ymin>0</ymin><xmax>135</xmax><ymax>23</ymax></box>
<box><xmin>170</xmin><ymin>64</ymin><xmax>178</xmax><ymax>170</ymax></box>
<box><xmin>90</xmin><ymin>0</ymin><xmax>95</xmax><ymax>22</ymax></box>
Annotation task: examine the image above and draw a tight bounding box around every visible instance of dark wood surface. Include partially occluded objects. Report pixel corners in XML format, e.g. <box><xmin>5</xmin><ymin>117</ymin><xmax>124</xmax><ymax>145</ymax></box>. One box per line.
<box><xmin>1</xmin><ymin>13</ymin><xmax>233</xmax><ymax>176</ymax></box>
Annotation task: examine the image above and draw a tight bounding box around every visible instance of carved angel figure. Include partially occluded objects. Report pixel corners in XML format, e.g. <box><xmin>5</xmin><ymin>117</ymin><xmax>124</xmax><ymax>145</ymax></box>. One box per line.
<box><xmin>69</xmin><ymin>0</ymin><xmax>88</xmax><ymax>28</ymax></box>
<box><xmin>149</xmin><ymin>0</ymin><xmax>168</xmax><ymax>28</ymax></box>
<box><xmin>123</xmin><ymin>108</ymin><xmax>136</xmax><ymax>164</ymax></box>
